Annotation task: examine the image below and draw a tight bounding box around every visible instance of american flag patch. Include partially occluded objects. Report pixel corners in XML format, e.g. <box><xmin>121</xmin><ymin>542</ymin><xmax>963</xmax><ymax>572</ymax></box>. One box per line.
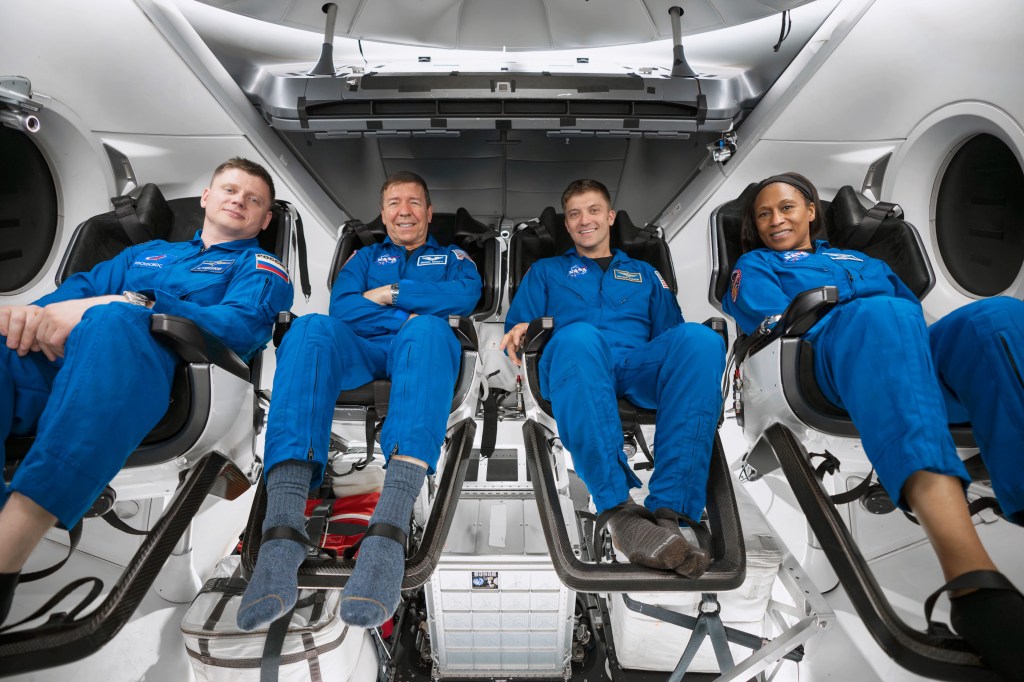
<box><xmin>255</xmin><ymin>253</ymin><xmax>290</xmax><ymax>282</ymax></box>
<box><xmin>655</xmin><ymin>270</ymin><xmax>670</xmax><ymax>289</ymax></box>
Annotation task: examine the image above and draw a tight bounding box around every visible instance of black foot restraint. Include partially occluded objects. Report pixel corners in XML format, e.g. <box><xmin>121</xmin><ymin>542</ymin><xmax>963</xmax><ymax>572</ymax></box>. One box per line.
<box><xmin>341</xmin><ymin>522</ymin><xmax>409</xmax><ymax>561</ymax></box>
<box><xmin>596</xmin><ymin>500</ymin><xmax>710</xmax><ymax>578</ymax></box>
<box><xmin>925</xmin><ymin>570</ymin><xmax>1024</xmax><ymax>678</ymax></box>
<box><xmin>0</xmin><ymin>572</ymin><xmax>18</xmax><ymax>626</ymax></box>
<box><xmin>260</xmin><ymin>525</ymin><xmax>338</xmax><ymax>559</ymax></box>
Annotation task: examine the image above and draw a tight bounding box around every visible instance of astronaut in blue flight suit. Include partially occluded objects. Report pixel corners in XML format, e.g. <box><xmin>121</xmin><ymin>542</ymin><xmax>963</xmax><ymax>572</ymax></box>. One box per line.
<box><xmin>0</xmin><ymin>158</ymin><xmax>293</xmax><ymax>625</ymax></box>
<box><xmin>501</xmin><ymin>179</ymin><xmax>722</xmax><ymax>577</ymax></box>
<box><xmin>237</xmin><ymin>171</ymin><xmax>481</xmax><ymax>632</ymax></box>
<box><xmin>724</xmin><ymin>172</ymin><xmax>1024</xmax><ymax>676</ymax></box>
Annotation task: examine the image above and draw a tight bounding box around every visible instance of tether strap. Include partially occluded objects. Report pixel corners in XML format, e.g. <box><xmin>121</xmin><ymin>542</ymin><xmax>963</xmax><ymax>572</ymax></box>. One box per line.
<box><xmin>0</xmin><ymin>576</ymin><xmax>104</xmax><ymax>633</ymax></box>
<box><xmin>342</xmin><ymin>522</ymin><xmax>408</xmax><ymax>561</ymax></box>
<box><xmin>904</xmin><ymin>496</ymin><xmax>1003</xmax><ymax>526</ymax></box>
<box><xmin>20</xmin><ymin>521</ymin><xmax>83</xmax><ymax>582</ymax></box>
<box><xmin>479</xmin><ymin>390</ymin><xmax>500</xmax><ymax>458</ymax></box>
<box><xmin>261</xmin><ymin>525</ymin><xmax>335</xmax><ymax>559</ymax></box>
<box><xmin>110</xmin><ymin>194</ymin><xmax>152</xmax><ymax>244</ymax></box>
<box><xmin>260</xmin><ymin>605</ymin><xmax>297</xmax><ymax>682</ymax></box>
<box><xmin>101</xmin><ymin>509</ymin><xmax>150</xmax><ymax>536</ymax></box>
<box><xmin>809</xmin><ymin>451</ymin><xmax>876</xmax><ymax>505</ymax></box>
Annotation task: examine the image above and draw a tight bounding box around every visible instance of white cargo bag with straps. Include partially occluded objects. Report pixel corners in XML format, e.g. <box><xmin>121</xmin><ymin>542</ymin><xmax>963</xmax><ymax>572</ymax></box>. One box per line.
<box><xmin>181</xmin><ymin>556</ymin><xmax>377</xmax><ymax>682</ymax></box>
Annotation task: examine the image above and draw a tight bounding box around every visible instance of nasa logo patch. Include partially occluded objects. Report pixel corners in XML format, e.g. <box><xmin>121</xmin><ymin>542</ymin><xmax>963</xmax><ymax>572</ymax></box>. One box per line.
<box><xmin>782</xmin><ymin>251</ymin><xmax>809</xmax><ymax>262</ymax></box>
<box><xmin>567</xmin><ymin>264</ymin><xmax>587</xmax><ymax>279</ymax></box>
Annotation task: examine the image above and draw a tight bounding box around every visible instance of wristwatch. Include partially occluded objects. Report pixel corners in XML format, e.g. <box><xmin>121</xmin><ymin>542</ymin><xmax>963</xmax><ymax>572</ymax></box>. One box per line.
<box><xmin>122</xmin><ymin>290</ymin><xmax>152</xmax><ymax>307</ymax></box>
<box><xmin>390</xmin><ymin>282</ymin><xmax>400</xmax><ymax>304</ymax></box>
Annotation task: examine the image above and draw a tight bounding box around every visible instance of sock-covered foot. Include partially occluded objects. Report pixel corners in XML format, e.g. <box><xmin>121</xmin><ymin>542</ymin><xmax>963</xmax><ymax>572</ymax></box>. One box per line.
<box><xmin>340</xmin><ymin>458</ymin><xmax>426</xmax><ymax>628</ymax></box>
<box><xmin>652</xmin><ymin>508</ymin><xmax>712</xmax><ymax>578</ymax></box>
<box><xmin>606</xmin><ymin>500</ymin><xmax>709</xmax><ymax>577</ymax></box>
<box><xmin>237</xmin><ymin>460</ymin><xmax>316</xmax><ymax>631</ymax></box>
<box><xmin>0</xmin><ymin>572</ymin><xmax>19</xmax><ymax>626</ymax></box>
<box><xmin>950</xmin><ymin>575</ymin><xmax>1024</xmax><ymax>678</ymax></box>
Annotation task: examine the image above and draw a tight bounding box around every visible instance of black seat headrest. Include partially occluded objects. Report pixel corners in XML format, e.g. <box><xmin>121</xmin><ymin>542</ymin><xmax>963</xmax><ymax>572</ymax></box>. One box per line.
<box><xmin>509</xmin><ymin>207</ymin><xmax>677</xmax><ymax>303</ymax></box>
<box><xmin>328</xmin><ymin>209</ymin><xmax>500</xmax><ymax>317</ymax></box>
<box><xmin>59</xmin><ymin>184</ymin><xmax>291</xmax><ymax>283</ymax></box>
<box><xmin>710</xmin><ymin>184</ymin><xmax>933</xmax><ymax>306</ymax></box>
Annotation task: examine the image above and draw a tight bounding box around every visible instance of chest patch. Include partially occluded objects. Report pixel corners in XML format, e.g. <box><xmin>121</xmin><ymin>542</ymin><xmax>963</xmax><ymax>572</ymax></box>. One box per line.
<box><xmin>191</xmin><ymin>259</ymin><xmax>235</xmax><ymax>274</ymax></box>
<box><xmin>255</xmin><ymin>253</ymin><xmax>290</xmax><ymax>282</ymax></box>
<box><xmin>781</xmin><ymin>251</ymin><xmax>810</xmax><ymax>262</ymax></box>
<box><xmin>567</xmin><ymin>264</ymin><xmax>588</xmax><ymax>279</ymax></box>
<box><xmin>613</xmin><ymin>269</ymin><xmax>643</xmax><ymax>283</ymax></box>
<box><xmin>132</xmin><ymin>253</ymin><xmax>176</xmax><ymax>269</ymax></box>
<box><xmin>376</xmin><ymin>254</ymin><xmax>398</xmax><ymax>266</ymax></box>
<box><xmin>825</xmin><ymin>252</ymin><xmax>864</xmax><ymax>262</ymax></box>
<box><xmin>417</xmin><ymin>254</ymin><xmax>448</xmax><ymax>266</ymax></box>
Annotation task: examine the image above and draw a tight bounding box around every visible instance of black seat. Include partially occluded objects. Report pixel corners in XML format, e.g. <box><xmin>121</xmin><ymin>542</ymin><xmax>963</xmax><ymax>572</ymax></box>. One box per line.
<box><xmin>0</xmin><ymin>184</ymin><xmax>302</xmax><ymax>676</ymax></box>
<box><xmin>241</xmin><ymin>208</ymin><xmax>500</xmax><ymax>590</ymax></box>
<box><xmin>507</xmin><ymin>207</ymin><xmax>745</xmax><ymax>593</ymax></box>
<box><xmin>708</xmin><ymin>185</ymin><xmax>998</xmax><ymax>681</ymax></box>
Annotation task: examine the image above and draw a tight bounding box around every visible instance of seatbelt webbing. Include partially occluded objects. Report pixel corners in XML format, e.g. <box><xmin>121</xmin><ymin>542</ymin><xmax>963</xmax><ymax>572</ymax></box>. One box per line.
<box><xmin>260</xmin><ymin>606</ymin><xmax>296</xmax><ymax>682</ymax></box>
<box><xmin>111</xmin><ymin>194</ymin><xmax>152</xmax><ymax>245</ymax></box>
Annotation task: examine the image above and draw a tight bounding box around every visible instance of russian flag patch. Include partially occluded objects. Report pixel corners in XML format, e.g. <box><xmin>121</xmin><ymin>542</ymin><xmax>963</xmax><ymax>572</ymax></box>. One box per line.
<box><xmin>255</xmin><ymin>253</ymin><xmax>290</xmax><ymax>282</ymax></box>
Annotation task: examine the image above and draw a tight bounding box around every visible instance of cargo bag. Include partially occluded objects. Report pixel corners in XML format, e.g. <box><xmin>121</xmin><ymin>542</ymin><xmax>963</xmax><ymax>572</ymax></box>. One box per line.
<box><xmin>181</xmin><ymin>556</ymin><xmax>372</xmax><ymax>682</ymax></box>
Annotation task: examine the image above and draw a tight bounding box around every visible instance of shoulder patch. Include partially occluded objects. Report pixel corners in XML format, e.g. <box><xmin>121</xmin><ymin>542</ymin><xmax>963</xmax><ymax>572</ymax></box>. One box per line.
<box><xmin>255</xmin><ymin>253</ymin><xmax>290</xmax><ymax>283</ymax></box>
<box><xmin>730</xmin><ymin>269</ymin><xmax>742</xmax><ymax>302</ymax></box>
<box><xmin>452</xmin><ymin>248</ymin><xmax>471</xmax><ymax>262</ymax></box>
<box><xmin>654</xmin><ymin>270</ymin><xmax>670</xmax><ymax>289</ymax></box>
<box><xmin>613</xmin><ymin>269</ymin><xmax>643</xmax><ymax>284</ymax></box>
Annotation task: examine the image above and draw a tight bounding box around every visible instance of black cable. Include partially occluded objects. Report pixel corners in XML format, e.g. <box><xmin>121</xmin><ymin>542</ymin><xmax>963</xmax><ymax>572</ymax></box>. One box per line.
<box><xmin>772</xmin><ymin>10</ymin><xmax>792</xmax><ymax>52</ymax></box>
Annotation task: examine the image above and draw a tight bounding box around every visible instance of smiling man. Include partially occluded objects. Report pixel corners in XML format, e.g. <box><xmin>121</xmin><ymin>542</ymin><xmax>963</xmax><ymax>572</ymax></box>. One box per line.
<box><xmin>238</xmin><ymin>171</ymin><xmax>481</xmax><ymax>631</ymax></box>
<box><xmin>0</xmin><ymin>158</ymin><xmax>293</xmax><ymax>624</ymax></box>
<box><xmin>501</xmin><ymin>179</ymin><xmax>724</xmax><ymax>577</ymax></box>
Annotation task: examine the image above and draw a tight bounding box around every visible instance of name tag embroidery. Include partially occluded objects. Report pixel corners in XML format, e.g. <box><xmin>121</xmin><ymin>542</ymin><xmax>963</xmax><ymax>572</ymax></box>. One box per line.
<box><xmin>418</xmin><ymin>254</ymin><xmax>448</xmax><ymax>266</ymax></box>
<box><xmin>191</xmin><ymin>259</ymin><xmax>235</xmax><ymax>274</ymax></box>
<box><xmin>825</xmin><ymin>252</ymin><xmax>863</xmax><ymax>262</ymax></box>
<box><xmin>613</xmin><ymin>269</ymin><xmax>643</xmax><ymax>283</ymax></box>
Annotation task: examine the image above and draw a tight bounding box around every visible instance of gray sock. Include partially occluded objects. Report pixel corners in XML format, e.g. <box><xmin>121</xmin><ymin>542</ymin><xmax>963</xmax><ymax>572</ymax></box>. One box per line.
<box><xmin>339</xmin><ymin>458</ymin><xmax>425</xmax><ymax>627</ymax></box>
<box><xmin>237</xmin><ymin>459</ymin><xmax>316</xmax><ymax>631</ymax></box>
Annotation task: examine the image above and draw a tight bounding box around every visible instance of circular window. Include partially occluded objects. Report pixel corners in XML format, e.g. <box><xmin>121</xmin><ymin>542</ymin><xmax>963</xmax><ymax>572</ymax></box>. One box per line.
<box><xmin>936</xmin><ymin>133</ymin><xmax>1024</xmax><ymax>296</ymax></box>
<box><xmin>0</xmin><ymin>126</ymin><xmax>58</xmax><ymax>292</ymax></box>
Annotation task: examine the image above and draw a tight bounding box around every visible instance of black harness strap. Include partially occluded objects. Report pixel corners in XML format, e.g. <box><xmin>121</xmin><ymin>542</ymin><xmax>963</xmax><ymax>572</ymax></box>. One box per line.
<box><xmin>479</xmin><ymin>389</ymin><xmax>501</xmax><ymax>458</ymax></box>
<box><xmin>260</xmin><ymin>606</ymin><xmax>297</xmax><ymax>682</ymax></box>
<box><xmin>111</xmin><ymin>194</ymin><xmax>152</xmax><ymax>245</ymax></box>
<box><xmin>342</xmin><ymin>522</ymin><xmax>408</xmax><ymax>561</ymax></box>
<box><xmin>101</xmin><ymin>509</ymin><xmax>150</xmax><ymax>536</ymax></box>
<box><xmin>845</xmin><ymin>201</ymin><xmax>901</xmax><ymax>251</ymax></box>
<box><xmin>0</xmin><ymin>576</ymin><xmax>103</xmax><ymax>633</ymax></box>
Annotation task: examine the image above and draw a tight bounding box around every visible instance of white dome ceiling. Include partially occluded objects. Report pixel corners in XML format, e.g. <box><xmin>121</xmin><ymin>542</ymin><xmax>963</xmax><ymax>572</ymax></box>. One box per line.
<box><xmin>198</xmin><ymin>0</ymin><xmax>817</xmax><ymax>50</ymax></box>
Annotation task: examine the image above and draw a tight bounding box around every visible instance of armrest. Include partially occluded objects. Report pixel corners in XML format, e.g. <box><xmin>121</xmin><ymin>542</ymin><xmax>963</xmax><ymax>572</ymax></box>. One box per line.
<box><xmin>780</xmin><ymin>286</ymin><xmax>839</xmax><ymax>336</ymax></box>
<box><xmin>150</xmin><ymin>314</ymin><xmax>250</xmax><ymax>382</ymax></box>
<box><xmin>701</xmin><ymin>316</ymin><xmax>729</xmax><ymax>348</ymax></box>
<box><xmin>273</xmin><ymin>311</ymin><xmax>295</xmax><ymax>348</ymax></box>
<box><xmin>448</xmin><ymin>315</ymin><xmax>478</xmax><ymax>351</ymax></box>
<box><xmin>737</xmin><ymin>286</ymin><xmax>840</xmax><ymax>364</ymax></box>
<box><xmin>523</xmin><ymin>316</ymin><xmax>555</xmax><ymax>354</ymax></box>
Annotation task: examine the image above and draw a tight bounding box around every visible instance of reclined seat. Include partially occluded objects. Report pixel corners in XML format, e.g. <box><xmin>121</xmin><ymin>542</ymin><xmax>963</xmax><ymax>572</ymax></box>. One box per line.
<box><xmin>0</xmin><ymin>184</ymin><xmax>304</xmax><ymax>676</ymax></box>
<box><xmin>508</xmin><ymin>207</ymin><xmax>746</xmax><ymax>593</ymax></box>
<box><xmin>241</xmin><ymin>208</ymin><xmax>501</xmax><ymax>590</ymax></box>
<box><xmin>709</xmin><ymin>185</ymin><xmax>999</xmax><ymax>681</ymax></box>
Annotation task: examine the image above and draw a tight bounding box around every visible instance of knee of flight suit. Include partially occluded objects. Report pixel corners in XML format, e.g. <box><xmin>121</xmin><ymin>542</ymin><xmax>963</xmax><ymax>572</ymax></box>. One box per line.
<box><xmin>662</xmin><ymin>322</ymin><xmax>726</xmax><ymax>364</ymax></box>
<box><xmin>394</xmin><ymin>312</ymin><xmax>450</xmax><ymax>344</ymax></box>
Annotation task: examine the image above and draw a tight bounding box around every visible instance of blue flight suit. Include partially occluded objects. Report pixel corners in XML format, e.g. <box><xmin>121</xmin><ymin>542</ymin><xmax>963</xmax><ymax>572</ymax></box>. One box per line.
<box><xmin>0</xmin><ymin>232</ymin><xmax>294</xmax><ymax>527</ymax></box>
<box><xmin>724</xmin><ymin>241</ymin><xmax>1024</xmax><ymax>521</ymax></box>
<box><xmin>506</xmin><ymin>249</ymin><xmax>726</xmax><ymax>519</ymax></box>
<box><xmin>263</xmin><ymin>236</ymin><xmax>481</xmax><ymax>482</ymax></box>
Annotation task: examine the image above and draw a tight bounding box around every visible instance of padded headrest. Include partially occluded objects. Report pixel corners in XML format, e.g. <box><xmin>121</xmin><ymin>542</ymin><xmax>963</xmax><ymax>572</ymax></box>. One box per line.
<box><xmin>59</xmin><ymin>184</ymin><xmax>290</xmax><ymax>283</ymax></box>
<box><xmin>709</xmin><ymin>184</ymin><xmax>933</xmax><ymax>306</ymax></box>
<box><xmin>509</xmin><ymin>207</ymin><xmax>677</xmax><ymax>303</ymax></box>
<box><xmin>329</xmin><ymin>208</ymin><xmax>500</xmax><ymax>316</ymax></box>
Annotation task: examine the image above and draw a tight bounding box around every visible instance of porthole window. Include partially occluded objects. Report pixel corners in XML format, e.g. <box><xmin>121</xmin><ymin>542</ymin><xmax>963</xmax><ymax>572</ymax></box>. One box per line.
<box><xmin>936</xmin><ymin>133</ymin><xmax>1024</xmax><ymax>297</ymax></box>
<box><xmin>0</xmin><ymin>126</ymin><xmax>58</xmax><ymax>292</ymax></box>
